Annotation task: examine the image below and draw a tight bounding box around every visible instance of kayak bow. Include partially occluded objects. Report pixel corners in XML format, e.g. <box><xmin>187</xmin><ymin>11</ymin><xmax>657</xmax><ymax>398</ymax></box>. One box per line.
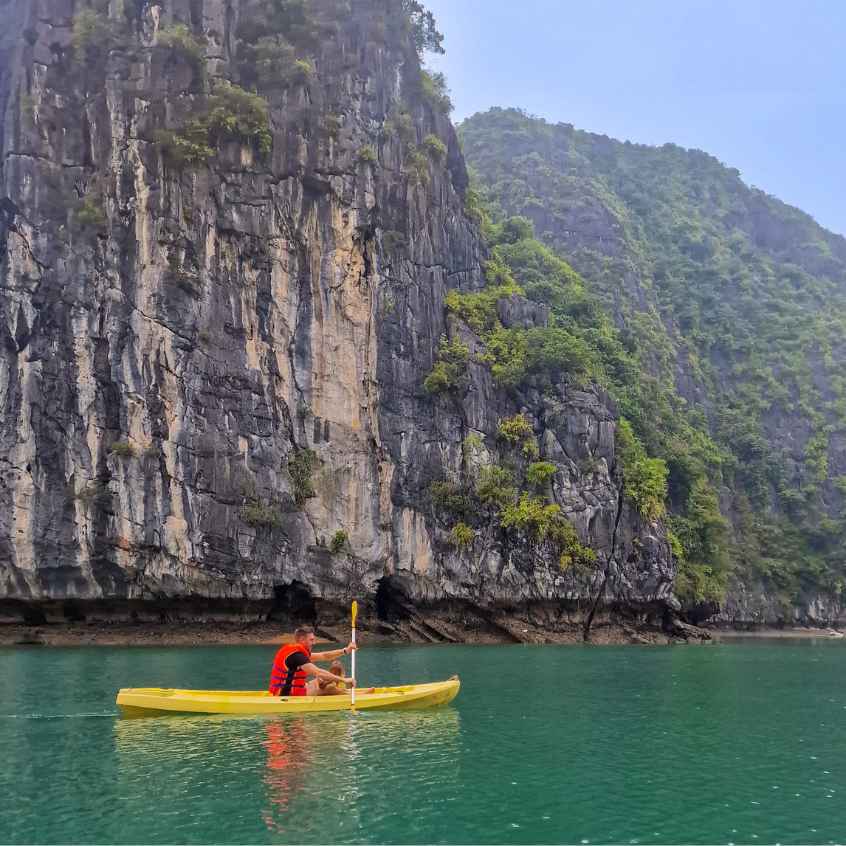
<box><xmin>116</xmin><ymin>677</ymin><xmax>460</xmax><ymax>718</ymax></box>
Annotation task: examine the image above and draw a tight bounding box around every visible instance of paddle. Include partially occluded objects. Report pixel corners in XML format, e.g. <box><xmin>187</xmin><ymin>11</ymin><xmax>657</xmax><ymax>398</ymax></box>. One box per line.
<box><xmin>350</xmin><ymin>600</ymin><xmax>358</xmax><ymax>709</ymax></box>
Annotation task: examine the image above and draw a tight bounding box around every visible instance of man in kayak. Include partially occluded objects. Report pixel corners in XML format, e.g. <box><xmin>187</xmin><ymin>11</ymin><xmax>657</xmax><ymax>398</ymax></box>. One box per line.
<box><xmin>268</xmin><ymin>626</ymin><xmax>356</xmax><ymax>697</ymax></box>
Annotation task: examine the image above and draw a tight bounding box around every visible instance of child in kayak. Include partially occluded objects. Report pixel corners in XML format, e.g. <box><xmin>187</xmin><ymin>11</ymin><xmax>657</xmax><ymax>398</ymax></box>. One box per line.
<box><xmin>315</xmin><ymin>660</ymin><xmax>376</xmax><ymax>697</ymax></box>
<box><xmin>316</xmin><ymin>660</ymin><xmax>347</xmax><ymax>696</ymax></box>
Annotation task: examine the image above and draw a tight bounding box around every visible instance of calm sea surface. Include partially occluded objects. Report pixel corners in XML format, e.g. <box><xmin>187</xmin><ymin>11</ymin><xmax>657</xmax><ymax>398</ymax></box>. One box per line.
<box><xmin>1</xmin><ymin>640</ymin><xmax>845</xmax><ymax>844</ymax></box>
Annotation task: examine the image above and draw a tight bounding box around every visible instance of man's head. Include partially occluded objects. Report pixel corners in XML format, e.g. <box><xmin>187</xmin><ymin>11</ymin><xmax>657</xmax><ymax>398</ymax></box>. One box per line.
<box><xmin>294</xmin><ymin>626</ymin><xmax>316</xmax><ymax>651</ymax></box>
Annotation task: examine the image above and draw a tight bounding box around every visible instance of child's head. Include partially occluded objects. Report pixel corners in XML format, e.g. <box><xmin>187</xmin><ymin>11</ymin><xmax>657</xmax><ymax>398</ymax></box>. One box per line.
<box><xmin>329</xmin><ymin>660</ymin><xmax>344</xmax><ymax>677</ymax></box>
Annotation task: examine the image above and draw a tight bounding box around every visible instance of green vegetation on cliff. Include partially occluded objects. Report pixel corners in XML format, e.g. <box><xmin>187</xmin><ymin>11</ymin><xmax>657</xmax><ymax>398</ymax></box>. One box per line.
<box><xmin>155</xmin><ymin>81</ymin><xmax>272</xmax><ymax>166</ymax></box>
<box><xmin>430</xmin><ymin>189</ymin><xmax>725</xmax><ymax>600</ymax></box>
<box><xmin>460</xmin><ymin>107</ymin><xmax>846</xmax><ymax>609</ymax></box>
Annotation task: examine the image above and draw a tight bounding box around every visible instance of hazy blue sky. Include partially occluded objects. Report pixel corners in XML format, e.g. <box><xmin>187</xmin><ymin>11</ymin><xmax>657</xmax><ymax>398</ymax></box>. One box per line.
<box><xmin>425</xmin><ymin>0</ymin><xmax>845</xmax><ymax>235</ymax></box>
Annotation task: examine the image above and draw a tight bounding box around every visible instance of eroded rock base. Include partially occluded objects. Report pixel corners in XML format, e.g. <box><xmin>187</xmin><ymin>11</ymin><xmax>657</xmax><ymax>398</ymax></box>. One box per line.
<box><xmin>0</xmin><ymin>592</ymin><xmax>709</xmax><ymax>646</ymax></box>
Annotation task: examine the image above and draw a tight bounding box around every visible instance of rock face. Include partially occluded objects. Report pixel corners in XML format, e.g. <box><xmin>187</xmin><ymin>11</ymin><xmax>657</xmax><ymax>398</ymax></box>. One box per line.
<box><xmin>0</xmin><ymin>0</ymin><xmax>674</xmax><ymax>636</ymax></box>
<box><xmin>702</xmin><ymin>587</ymin><xmax>845</xmax><ymax>629</ymax></box>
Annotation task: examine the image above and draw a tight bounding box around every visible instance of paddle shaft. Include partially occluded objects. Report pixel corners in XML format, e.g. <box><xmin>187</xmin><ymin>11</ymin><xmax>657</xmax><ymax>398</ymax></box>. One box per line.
<box><xmin>350</xmin><ymin>599</ymin><xmax>358</xmax><ymax>709</ymax></box>
<box><xmin>351</xmin><ymin>625</ymin><xmax>356</xmax><ymax>706</ymax></box>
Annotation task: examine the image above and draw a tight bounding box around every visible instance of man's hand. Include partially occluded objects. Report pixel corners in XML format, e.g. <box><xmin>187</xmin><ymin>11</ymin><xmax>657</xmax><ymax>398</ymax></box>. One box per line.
<box><xmin>344</xmin><ymin>641</ymin><xmax>357</xmax><ymax>653</ymax></box>
<box><xmin>344</xmin><ymin>677</ymin><xmax>356</xmax><ymax>687</ymax></box>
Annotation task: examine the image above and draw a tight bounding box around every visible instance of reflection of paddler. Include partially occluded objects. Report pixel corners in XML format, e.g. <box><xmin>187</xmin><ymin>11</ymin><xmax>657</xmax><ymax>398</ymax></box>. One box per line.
<box><xmin>261</xmin><ymin>715</ymin><xmax>352</xmax><ymax>835</ymax></box>
<box><xmin>261</xmin><ymin>718</ymin><xmax>312</xmax><ymax>833</ymax></box>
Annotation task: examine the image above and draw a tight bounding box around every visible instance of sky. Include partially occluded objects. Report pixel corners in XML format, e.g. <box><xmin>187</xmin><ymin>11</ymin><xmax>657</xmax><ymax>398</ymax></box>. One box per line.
<box><xmin>425</xmin><ymin>0</ymin><xmax>845</xmax><ymax>236</ymax></box>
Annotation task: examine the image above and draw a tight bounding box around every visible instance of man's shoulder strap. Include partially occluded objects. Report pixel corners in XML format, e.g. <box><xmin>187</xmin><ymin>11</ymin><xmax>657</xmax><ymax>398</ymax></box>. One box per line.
<box><xmin>278</xmin><ymin>642</ymin><xmax>308</xmax><ymax>659</ymax></box>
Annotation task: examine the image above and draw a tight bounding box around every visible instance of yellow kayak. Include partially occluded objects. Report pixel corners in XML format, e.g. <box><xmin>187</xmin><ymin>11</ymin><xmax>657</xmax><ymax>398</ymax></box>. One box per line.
<box><xmin>116</xmin><ymin>677</ymin><xmax>460</xmax><ymax>718</ymax></box>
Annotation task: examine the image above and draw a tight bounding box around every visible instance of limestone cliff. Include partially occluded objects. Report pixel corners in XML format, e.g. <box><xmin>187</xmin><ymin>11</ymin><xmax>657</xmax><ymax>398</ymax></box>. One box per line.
<box><xmin>0</xmin><ymin>0</ymin><xmax>676</xmax><ymax>639</ymax></box>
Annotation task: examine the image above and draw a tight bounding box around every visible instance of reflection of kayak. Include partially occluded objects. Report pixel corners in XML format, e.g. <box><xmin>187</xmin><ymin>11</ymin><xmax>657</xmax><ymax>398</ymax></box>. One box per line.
<box><xmin>116</xmin><ymin>677</ymin><xmax>460</xmax><ymax>718</ymax></box>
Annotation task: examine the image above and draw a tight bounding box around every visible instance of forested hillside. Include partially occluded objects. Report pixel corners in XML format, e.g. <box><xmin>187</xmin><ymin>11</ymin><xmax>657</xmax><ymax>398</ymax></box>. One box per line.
<box><xmin>461</xmin><ymin>108</ymin><xmax>846</xmax><ymax>622</ymax></box>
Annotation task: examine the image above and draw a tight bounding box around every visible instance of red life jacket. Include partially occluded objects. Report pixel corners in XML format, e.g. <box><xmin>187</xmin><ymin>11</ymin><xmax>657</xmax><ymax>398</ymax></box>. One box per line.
<box><xmin>268</xmin><ymin>643</ymin><xmax>311</xmax><ymax>696</ymax></box>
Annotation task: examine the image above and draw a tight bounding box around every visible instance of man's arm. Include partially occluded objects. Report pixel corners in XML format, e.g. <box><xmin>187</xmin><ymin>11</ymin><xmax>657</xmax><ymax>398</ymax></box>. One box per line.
<box><xmin>311</xmin><ymin>641</ymin><xmax>356</xmax><ymax>662</ymax></box>
<box><xmin>301</xmin><ymin>662</ymin><xmax>355</xmax><ymax>687</ymax></box>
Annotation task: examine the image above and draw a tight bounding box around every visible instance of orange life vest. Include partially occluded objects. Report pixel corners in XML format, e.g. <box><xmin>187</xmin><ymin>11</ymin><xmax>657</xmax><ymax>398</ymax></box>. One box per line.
<box><xmin>268</xmin><ymin>643</ymin><xmax>311</xmax><ymax>696</ymax></box>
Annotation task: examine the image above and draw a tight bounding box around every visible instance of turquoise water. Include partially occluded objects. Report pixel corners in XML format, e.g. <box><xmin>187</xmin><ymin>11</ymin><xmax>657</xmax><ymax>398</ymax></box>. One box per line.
<box><xmin>1</xmin><ymin>641</ymin><xmax>845</xmax><ymax>844</ymax></box>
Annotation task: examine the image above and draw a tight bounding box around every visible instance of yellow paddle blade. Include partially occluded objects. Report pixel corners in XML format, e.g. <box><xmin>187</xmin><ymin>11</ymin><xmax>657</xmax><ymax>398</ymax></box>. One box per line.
<box><xmin>351</xmin><ymin>599</ymin><xmax>358</xmax><ymax>627</ymax></box>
